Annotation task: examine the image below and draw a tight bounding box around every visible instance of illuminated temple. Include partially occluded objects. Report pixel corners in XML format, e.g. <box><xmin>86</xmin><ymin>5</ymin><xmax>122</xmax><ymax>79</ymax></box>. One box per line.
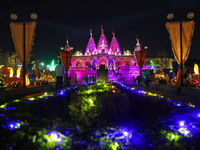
<box><xmin>65</xmin><ymin>27</ymin><xmax>149</xmax><ymax>85</ymax></box>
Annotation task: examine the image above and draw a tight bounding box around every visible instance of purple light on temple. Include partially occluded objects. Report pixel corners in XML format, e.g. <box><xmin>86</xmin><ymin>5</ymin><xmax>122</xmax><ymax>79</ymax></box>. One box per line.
<box><xmin>97</xmin><ymin>26</ymin><xmax>109</xmax><ymax>53</ymax></box>
<box><xmin>66</xmin><ymin>27</ymin><xmax>150</xmax><ymax>85</ymax></box>
<box><xmin>85</xmin><ymin>29</ymin><xmax>96</xmax><ymax>55</ymax></box>
<box><xmin>110</xmin><ymin>31</ymin><xmax>121</xmax><ymax>54</ymax></box>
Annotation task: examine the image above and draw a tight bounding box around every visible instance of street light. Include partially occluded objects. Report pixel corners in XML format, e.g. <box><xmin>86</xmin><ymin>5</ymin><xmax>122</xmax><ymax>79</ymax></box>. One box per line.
<box><xmin>167</xmin><ymin>11</ymin><xmax>194</xmax><ymax>87</ymax></box>
<box><xmin>10</xmin><ymin>10</ymin><xmax>37</xmax><ymax>87</ymax></box>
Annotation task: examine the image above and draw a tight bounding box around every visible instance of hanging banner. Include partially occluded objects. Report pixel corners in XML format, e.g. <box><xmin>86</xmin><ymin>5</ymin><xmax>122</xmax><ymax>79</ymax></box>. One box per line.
<box><xmin>166</xmin><ymin>20</ymin><xmax>195</xmax><ymax>88</ymax></box>
<box><xmin>134</xmin><ymin>50</ymin><xmax>147</xmax><ymax>70</ymax></box>
<box><xmin>20</xmin><ymin>70</ymin><xmax>30</xmax><ymax>87</ymax></box>
<box><xmin>181</xmin><ymin>21</ymin><xmax>195</xmax><ymax>63</ymax></box>
<box><xmin>25</xmin><ymin>22</ymin><xmax>37</xmax><ymax>62</ymax></box>
<box><xmin>35</xmin><ymin>70</ymin><xmax>40</xmax><ymax>77</ymax></box>
<box><xmin>10</xmin><ymin>22</ymin><xmax>24</xmax><ymax>63</ymax></box>
<box><xmin>175</xmin><ymin>67</ymin><xmax>187</xmax><ymax>88</ymax></box>
<box><xmin>166</xmin><ymin>21</ymin><xmax>195</xmax><ymax>65</ymax></box>
<box><xmin>10</xmin><ymin>22</ymin><xmax>37</xmax><ymax>63</ymax></box>
<box><xmin>60</xmin><ymin>51</ymin><xmax>72</xmax><ymax>71</ymax></box>
<box><xmin>10</xmin><ymin>21</ymin><xmax>36</xmax><ymax>87</ymax></box>
<box><xmin>1</xmin><ymin>68</ymin><xmax>8</xmax><ymax>76</ymax></box>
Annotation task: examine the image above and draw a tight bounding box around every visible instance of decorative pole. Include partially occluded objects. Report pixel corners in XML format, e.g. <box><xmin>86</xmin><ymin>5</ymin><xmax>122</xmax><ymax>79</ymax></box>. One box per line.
<box><xmin>10</xmin><ymin>7</ymin><xmax>37</xmax><ymax>88</ymax></box>
<box><xmin>23</xmin><ymin>22</ymin><xmax>26</xmax><ymax>87</ymax></box>
<box><xmin>134</xmin><ymin>37</ymin><xmax>147</xmax><ymax>80</ymax></box>
<box><xmin>166</xmin><ymin>12</ymin><xmax>195</xmax><ymax>92</ymax></box>
<box><xmin>60</xmin><ymin>37</ymin><xmax>72</xmax><ymax>85</ymax></box>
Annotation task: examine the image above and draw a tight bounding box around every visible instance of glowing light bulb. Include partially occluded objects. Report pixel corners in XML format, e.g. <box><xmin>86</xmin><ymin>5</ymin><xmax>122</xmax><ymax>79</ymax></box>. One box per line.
<box><xmin>51</xmin><ymin>133</ymin><xmax>58</xmax><ymax>141</ymax></box>
<box><xmin>89</xmin><ymin>99</ymin><xmax>93</xmax><ymax>103</ymax></box>
<box><xmin>179</xmin><ymin>121</ymin><xmax>185</xmax><ymax>127</ymax></box>
<box><xmin>123</xmin><ymin>131</ymin><xmax>128</xmax><ymax>137</ymax></box>
<box><xmin>29</xmin><ymin>98</ymin><xmax>35</xmax><ymax>101</ymax></box>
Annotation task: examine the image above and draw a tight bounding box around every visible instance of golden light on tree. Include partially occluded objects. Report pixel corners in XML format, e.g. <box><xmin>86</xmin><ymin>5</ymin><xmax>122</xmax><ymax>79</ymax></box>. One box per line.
<box><xmin>194</xmin><ymin>63</ymin><xmax>199</xmax><ymax>74</ymax></box>
<box><xmin>9</xmin><ymin>67</ymin><xmax>14</xmax><ymax>77</ymax></box>
<box><xmin>17</xmin><ymin>67</ymin><xmax>21</xmax><ymax>78</ymax></box>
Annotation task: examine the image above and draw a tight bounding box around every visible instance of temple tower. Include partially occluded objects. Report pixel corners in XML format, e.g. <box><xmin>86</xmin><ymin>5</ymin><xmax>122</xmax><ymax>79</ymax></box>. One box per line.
<box><xmin>85</xmin><ymin>29</ymin><xmax>96</xmax><ymax>55</ymax></box>
<box><xmin>97</xmin><ymin>25</ymin><xmax>109</xmax><ymax>53</ymax></box>
<box><xmin>109</xmin><ymin>31</ymin><xmax>121</xmax><ymax>55</ymax></box>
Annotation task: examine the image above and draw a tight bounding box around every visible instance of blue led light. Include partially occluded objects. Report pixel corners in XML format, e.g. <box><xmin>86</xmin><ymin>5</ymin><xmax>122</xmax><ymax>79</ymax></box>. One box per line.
<box><xmin>179</xmin><ymin>121</ymin><xmax>185</xmax><ymax>127</ymax></box>
<box><xmin>197</xmin><ymin>113</ymin><xmax>200</xmax><ymax>117</ymax></box>
<box><xmin>123</xmin><ymin>131</ymin><xmax>128</xmax><ymax>137</ymax></box>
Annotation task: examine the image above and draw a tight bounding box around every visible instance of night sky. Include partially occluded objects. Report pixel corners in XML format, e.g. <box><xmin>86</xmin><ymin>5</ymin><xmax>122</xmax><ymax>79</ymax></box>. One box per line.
<box><xmin>1</xmin><ymin>0</ymin><xmax>200</xmax><ymax>64</ymax></box>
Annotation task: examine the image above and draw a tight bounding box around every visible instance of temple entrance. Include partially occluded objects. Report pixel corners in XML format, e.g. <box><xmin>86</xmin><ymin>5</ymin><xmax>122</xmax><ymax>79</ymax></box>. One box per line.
<box><xmin>97</xmin><ymin>65</ymin><xmax>108</xmax><ymax>81</ymax></box>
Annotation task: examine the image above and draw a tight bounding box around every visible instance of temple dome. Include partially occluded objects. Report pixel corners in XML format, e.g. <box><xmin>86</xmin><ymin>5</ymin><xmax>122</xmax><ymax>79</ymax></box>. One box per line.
<box><xmin>74</xmin><ymin>51</ymin><xmax>83</xmax><ymax>56</ymax></box>
<box><xmin>124</xmin><ymin>50</ymin><xmax>131</xmax><ymax>55</ymax></box>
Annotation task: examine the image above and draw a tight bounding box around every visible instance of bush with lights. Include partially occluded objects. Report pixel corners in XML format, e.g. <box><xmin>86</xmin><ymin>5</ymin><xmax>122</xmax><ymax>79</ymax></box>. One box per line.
<box><xmin>1</xmin><ymin>81</ymin><xmax>200</xmax><ymax>149</ymax></box>
<box><xmin>0</xmin><ymin>75</ymin><xmax>6</xmax><ymax>89</ymax></box>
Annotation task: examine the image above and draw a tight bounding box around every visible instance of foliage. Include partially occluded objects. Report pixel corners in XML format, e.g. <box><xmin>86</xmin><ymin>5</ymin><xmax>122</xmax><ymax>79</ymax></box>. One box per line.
<box><xmin>0</xmin><ymin>76</ymin><xmax>6</xmax><ymax>88</ymax></box>
<box><xmin>142</xmin><ymin>69</ymin><xmax>153</xmax><ymax>79</ymax></box>
<box><xmin>1</xmin><ymin>81</ymin><xmax>200</xmax><ymax>149</ymax></box>
<box><xmin>69</xmin><ymin>82</ymin><xmax>112</xmax><ymax>126</ymax></box>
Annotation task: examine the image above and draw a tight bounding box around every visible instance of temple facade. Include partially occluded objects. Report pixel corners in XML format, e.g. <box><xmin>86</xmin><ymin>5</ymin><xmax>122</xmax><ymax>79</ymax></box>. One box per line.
<box><xmin>65</xmin><ymin>27</ymin><xmax>149</xmax><ymax>85</ymax></box>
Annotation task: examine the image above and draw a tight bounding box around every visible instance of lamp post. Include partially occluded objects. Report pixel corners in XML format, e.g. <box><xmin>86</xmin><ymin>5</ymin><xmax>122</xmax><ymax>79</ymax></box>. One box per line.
<box><xmin>167</xmin><ymin>12</ymin><xmax>194</xmax><ymax>87</ymax></box>
<box><xmin>10</xmin><ymin>10</ymin><xmax>37</xmax><ymax>87</ymax></box>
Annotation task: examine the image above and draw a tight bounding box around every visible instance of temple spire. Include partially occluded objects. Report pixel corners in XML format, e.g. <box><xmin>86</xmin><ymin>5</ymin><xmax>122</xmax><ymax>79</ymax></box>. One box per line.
<box><xmin>90</xmin><ymin>29</ymin><xmax>92</xmax><ymax>37</ymax></box>
<box><xmin>112</xmin><ymin>29</ymin><xmax>115</xmax><ymax>37</ymax></box>
<box><xmin>85</xmin><ymin>29</ymin><xmax>96</xmax><ymax>55</ymax></box>
<box><xmin>110</xmin><ymin>29</ymin><xmax>120</xmax><ymax>54</ymax></box>
<box><xmin>135</xmin><ymin>35</ymin><xmax>141</xmax><ymax>51</ymax></box>
<box><xmin>101</xmin><ymin>24</ymin><xmax>104</xmax><ymax>34</ymax></box>
<box><xmin>65</xmin><ymin>36</ymin><xmax>71</xmax><ymax>51</ymax></box>
<box><xmin>97</xmin><ymin>25</ymin><xmax>109</xmax><ymax>53</ymax></box>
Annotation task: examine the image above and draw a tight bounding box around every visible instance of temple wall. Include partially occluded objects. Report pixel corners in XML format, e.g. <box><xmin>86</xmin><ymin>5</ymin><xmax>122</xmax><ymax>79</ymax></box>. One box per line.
<box><xmin>68</xmin><ymin>63</ymin><xmax>150</xmax><ymax>85</ymax></box>
<box><xmin>118</xmin><ymin>66</ymin><xmax>140</xmax><ymax>84</ymax></box>
<box><xmin>68</xmin><ymin>66</ymin><xmax>87</xmax><ymax>85</ymax></box>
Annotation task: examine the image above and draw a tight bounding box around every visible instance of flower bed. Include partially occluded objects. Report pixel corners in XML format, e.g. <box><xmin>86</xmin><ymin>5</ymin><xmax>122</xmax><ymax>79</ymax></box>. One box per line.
<box><xmin>0</xmin><ymin>81</ymin><xmax>200</xmax><ymax>149</ymax></box>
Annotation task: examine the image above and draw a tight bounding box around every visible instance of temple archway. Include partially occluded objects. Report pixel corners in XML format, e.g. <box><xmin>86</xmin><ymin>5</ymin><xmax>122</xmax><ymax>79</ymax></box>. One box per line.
<box><xmin>92</xmin><ymin>59</ymin><xmax>98</xmax><ymax>67</ymax></box>
<box><xmin>115</xmin><ymin>61</ymin><xmax>122</xmax><ymax>66</ymax></box>
<box><xmin>124</xmin><ymin>61</ymin><xmax>130</xmax><ymax>66</ymax></box>
<box><xmin>85</xmin><ymin>60</ymin><xmax>91</xmax><ymax>66</ymax></box>
<box><xmin>99</xmin><ymin>58</ymin><xmax>107</xmax><ymax>66</ymax></box>
<box><xmin>76</xmin><ymin>61</ymin><xmax>82</xmax><ymax>66</ymax></box>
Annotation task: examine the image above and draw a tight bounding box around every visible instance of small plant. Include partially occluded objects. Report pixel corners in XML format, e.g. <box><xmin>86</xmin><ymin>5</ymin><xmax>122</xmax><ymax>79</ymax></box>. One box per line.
<box><xmin>0</xmin><ymin>76</ymin><xmax>6</xmax><ymax>88</ymax></box>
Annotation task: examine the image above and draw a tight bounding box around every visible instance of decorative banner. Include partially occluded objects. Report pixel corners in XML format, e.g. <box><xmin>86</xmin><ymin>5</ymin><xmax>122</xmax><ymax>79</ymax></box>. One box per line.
<box><xmin>175</xmin><ymin>67</ymin><xmax>187</xmax><ymax>87</ymax></box>
<box><xmin>166</xmin><ymin>21</ymin><xmax>195</xmax><ymax>65</ymax></box>
<box><xmin>20</xmin><ymin>70</ymin><xmax>30</xmax><ymax>87</ymax></box>
<box><xmin>134</xmin><ymin>50</ymin><xmax>147</xmax><ymax>70</ymax></box>
<box><xmin>1</xmin><ymin>68</ymin><xmax>8</xmax><ymax>76</ymax></box>
<box><xmin>166</xmin><ymin>21</ymin><xmax>195</xmax><ymax>88</ymax></box>
<box><xmin>35</xmin><ymin>70</ymin><xmax>40</xmax><ymax>77</ymax></box>
<box><xmin>10</xmin><ymin>22</ymin><xmax>37</xmax><ymax>64</ymax></box>
<box><xmin>60</xmin><ymin>51</ymin><xmax>72</xmax><ymax>71</ymax></box>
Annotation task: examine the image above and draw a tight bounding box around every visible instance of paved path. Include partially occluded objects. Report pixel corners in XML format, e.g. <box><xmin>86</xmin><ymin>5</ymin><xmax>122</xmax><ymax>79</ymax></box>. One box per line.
<box><xmin>130</xmin><ymin>85</ymin><xmax>200</xmax><ymax>107</ymax></box>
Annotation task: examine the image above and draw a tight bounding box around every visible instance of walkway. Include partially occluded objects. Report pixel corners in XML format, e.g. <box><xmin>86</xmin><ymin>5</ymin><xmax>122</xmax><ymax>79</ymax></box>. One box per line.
<box><xmin>0</xmin><ymin>84</ymin><xmax>55</xmax><ymax>103</ymax></box>
<box><xmin>131</xmin><ymin>85</ymin><xmax>200</xmax><ymax>107</ymax></box>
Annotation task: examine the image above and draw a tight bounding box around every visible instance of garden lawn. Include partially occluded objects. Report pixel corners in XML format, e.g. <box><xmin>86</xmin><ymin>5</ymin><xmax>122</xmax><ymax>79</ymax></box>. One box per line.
<box><xmin>0</xmin><ymin>81</ymin><xmax>200</xmax><ymax>149</ymax></box>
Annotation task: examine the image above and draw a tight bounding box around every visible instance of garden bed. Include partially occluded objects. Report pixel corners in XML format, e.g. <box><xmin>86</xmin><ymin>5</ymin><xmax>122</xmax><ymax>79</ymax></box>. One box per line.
<box><xmin>0</xmin><ymin>81</ymin><xmax>200</xmax><ymax>149</ymax></box>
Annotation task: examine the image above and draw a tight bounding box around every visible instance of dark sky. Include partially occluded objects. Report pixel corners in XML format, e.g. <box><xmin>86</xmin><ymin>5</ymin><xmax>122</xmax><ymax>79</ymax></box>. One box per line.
<box><xmin>1</xmin><ymin>0</ymin><xmax>200</xmax><ymax>64</ymax></box>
